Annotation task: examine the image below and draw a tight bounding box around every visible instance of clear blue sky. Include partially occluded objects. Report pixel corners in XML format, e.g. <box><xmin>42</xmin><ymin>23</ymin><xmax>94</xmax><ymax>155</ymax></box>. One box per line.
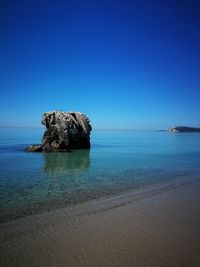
<box><xmin>1</xmin><ymin>0</ymin><xmax>200</xmax><ymax>129</ymax></box>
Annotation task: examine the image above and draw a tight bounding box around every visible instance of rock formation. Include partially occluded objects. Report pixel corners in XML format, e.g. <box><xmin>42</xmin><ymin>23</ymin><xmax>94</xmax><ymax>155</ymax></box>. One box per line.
<box><xmin>167</xmin><ymin>126</ymin><xmax>200</xmax><ymax>133</ymax></box>
<box><xmin>26</xmin><ymin>111</ymin><xmax>92</xmax><ymax>152</ymax></box>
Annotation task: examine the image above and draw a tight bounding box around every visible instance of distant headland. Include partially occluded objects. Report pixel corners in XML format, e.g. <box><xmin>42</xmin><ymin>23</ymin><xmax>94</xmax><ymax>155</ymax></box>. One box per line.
<box><xmin>167</xmin><ymin>126</ymin><xmax>200</xmax><ymax>133</ymax></box>
<box><xmin>26</xmin><ymin>111</ymin><xmax>92</xmax><ymax>152</ymax></box>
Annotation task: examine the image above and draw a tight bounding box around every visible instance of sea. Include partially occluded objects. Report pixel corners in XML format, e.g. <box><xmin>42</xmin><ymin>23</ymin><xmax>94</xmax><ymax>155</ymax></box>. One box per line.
<box><xmin>0</xmin><ymin>127</ymin><xmax>200</xmax><ymax>223</ymax></box>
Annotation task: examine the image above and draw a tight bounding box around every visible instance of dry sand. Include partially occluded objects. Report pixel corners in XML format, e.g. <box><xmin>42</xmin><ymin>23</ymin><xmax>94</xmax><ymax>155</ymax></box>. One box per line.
<box><xmin>1</xmin><ymin>174</ymin><xmax>200</xmax><ymax>267</ymax></box>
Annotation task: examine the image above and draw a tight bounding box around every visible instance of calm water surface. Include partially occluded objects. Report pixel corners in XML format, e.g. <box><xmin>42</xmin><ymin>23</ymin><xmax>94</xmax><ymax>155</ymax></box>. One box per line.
<box><xmin>0</xmin><ymin>128</ymin><xmax>200</xmax><ymax>222</ymax></box>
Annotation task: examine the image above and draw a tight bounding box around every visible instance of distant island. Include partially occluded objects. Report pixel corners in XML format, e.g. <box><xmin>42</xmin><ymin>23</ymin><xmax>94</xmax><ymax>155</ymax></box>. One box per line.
<box><xmin>167</xmin><ymin>126</ymin><xmax>200</xmax><ymax>133</ymax></box>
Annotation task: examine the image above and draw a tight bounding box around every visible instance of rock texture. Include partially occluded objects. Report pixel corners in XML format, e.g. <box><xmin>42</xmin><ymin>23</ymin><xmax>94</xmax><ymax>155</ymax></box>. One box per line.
<box><xmin>26</xmin><ymin>145</ymin><xmax>43</xmax><ymax>152</ymax></box>
<box><xmin>27</xmin><ymin>111</ymin><xmax>92</xmax><ymax>152</ymax></box>
<box><xmin>167</xmin><ymin>126</ymin><xmax>200</xmax><ymax>133</ymax></box>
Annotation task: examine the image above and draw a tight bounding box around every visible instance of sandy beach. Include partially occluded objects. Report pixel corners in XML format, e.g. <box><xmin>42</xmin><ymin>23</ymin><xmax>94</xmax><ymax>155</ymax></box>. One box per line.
<box><xmin>1</xmin><ymin>173</ymin><xmax>200</xmax><ymax>267</ymax></box>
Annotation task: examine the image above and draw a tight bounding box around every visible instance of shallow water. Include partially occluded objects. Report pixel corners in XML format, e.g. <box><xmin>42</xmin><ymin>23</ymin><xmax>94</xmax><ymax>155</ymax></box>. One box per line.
<box><xmin>0</xmin><ymin>128</ymin><xmax>200</xmax><ymax>222</ymax></box>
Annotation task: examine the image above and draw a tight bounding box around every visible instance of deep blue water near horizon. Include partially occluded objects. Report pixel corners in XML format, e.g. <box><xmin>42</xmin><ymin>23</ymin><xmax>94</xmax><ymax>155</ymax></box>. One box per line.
<box><xmin>0</xmin><ymin>127</ymin><xmax>200</xmax><ymax>223</ymax></box>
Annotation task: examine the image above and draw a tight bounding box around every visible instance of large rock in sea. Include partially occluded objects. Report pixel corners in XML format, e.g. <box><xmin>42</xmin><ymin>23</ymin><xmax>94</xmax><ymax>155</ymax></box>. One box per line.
<box><xmin>27</xmin><ymin>111</ymin><xmax>92</xmax><ymax>152</ymax></box>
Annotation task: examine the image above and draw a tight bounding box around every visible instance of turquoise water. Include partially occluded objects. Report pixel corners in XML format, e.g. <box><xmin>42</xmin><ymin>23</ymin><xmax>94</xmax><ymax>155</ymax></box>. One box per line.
<box><xmin>0</xmin><ymin>128</ymin><xmax>200</xmax><ymax>222</ymax></box>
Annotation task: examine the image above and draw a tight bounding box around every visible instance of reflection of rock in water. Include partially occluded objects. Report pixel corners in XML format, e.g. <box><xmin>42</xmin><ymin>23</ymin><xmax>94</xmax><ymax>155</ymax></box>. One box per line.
<box><xmin>43</xmin><ymin>150</ymin><xmax>90</xmax><ymax>176</ymax></box>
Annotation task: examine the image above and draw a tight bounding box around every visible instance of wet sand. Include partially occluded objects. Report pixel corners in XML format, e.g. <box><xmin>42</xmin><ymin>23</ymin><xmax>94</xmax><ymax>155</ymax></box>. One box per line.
<box><xmin>1</xmin><ymin>174</ymin><xmax>200</xmax><ymax>267</ymax></box>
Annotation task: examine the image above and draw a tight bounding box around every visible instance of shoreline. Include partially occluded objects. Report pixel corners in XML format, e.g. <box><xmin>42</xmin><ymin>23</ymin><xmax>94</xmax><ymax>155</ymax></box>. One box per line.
<box><xmin>1</xmin><ymin>169</ymin><xmax>199</xmax><ymax>224</ymax></box>
<box><xmin>1</xmin><ymin>172</ymin><xmax>200</xmax><ymax>233</ymax></box>
<box><xmin>1</xmin><ymin>172</ymin><xmax>200</xmax><ymax>266</ymax></box>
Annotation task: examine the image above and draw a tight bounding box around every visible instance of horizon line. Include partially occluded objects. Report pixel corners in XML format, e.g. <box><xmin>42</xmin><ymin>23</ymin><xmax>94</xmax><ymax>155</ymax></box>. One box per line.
<box><xmin>0</xmin><ymin>125</ymin><xmax>165</xmax><ymax>131</ymax></box>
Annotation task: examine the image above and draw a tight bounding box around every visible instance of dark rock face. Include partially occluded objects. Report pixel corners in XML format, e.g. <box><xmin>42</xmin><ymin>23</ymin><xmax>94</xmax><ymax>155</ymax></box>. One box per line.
<box><xmin>27</xmin><ymin>111</ymin><xmax>92</xmax><ymax>152</ymax></box>
<box><xmin>167</xmin><ymin>126</ymin><xmax>200</xmax><ymax>133</ymax></box>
